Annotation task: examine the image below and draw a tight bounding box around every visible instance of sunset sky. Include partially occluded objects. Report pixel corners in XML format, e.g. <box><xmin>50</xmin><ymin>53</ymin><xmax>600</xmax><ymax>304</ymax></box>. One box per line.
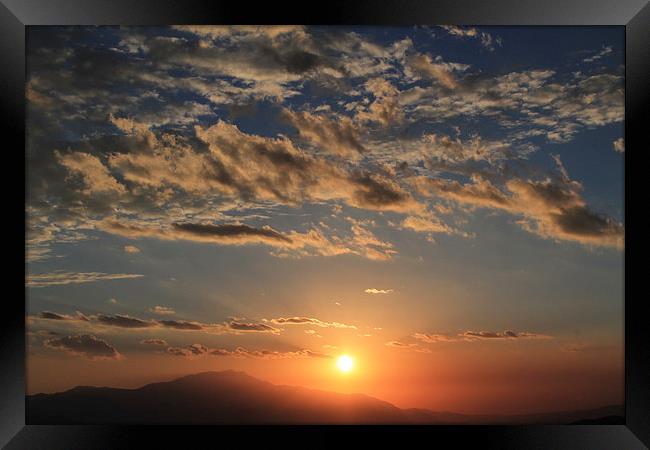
<box><xmin>26</xmin><ymin>25</ymin><xmax>624</xmax><ymax>416</ymax></box>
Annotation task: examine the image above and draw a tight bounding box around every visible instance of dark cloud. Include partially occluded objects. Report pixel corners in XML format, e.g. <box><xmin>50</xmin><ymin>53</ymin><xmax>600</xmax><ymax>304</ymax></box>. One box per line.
<box><xmin>166</xmin><ymin>343</ymin><xmax>209</xmax><ymax>357</ymax></box>
<box><xmin>37</xmin><ymin>311</ymin><xmax>89</xmax><ymax>322</ymax></box>
<box><xmin>159</xmin><ymin>320</ymin><xmax>204</xmax><ymax>331</ymax></box>
<box><xmin>171</xmin><ymin>223</ymin><xmax>292</xmax><ymax>244</ymax></box>
<box><xmin>461</xmin><ymin>330</ymin><xmax>548</xmax><ymax>340</ymax></box>
<box><xmin>32</xmin><ymin>309</ymin><xmax>291</xmax><ymax>336</ymax></box>
<box><xmin>161</xmin><ymin>342</ymin><xmax>328</xmax><ymax>359</ymax></box>
<box><xmin>40</xmin><ymin>311</ymin><xmax>74</xmax><ymax>320</ymax></box>
<box><xmin>43</xmin><ymin>334</ymin><xmax>121</xmax><ymax>360</ymax></box>
<box><xmin>349</xmin><ymin>171</ymin><xmax>416</xmax><ymax>212</ymax></box>
<box><xmin>209</xmin><ymin>346</ymin><xmax>330</xmax><ymax>359</ymax></box>
<box><xmin>227</xmin><ymin>320</ymin><xmax>281</xmax><ymax>333</ymax></box>
<box><xmin>95</xmin><ymin>314</ymin><xmax>156</xmax><ymax>329</ymax></box>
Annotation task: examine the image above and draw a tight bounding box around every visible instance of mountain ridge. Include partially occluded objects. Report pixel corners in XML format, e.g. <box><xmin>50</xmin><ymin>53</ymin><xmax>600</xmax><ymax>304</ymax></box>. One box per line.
<box><xmin>27</xmin><ymin>370</ymin><xmax>623</xmax><ymax>425</ymax></box>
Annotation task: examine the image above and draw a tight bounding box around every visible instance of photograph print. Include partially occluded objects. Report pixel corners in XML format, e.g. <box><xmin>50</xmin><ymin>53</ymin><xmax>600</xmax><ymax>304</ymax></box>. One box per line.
<box><xmin>25</xmin><ymin>25</ymin><xmax>624</xmax><ymax>424</ymax></box>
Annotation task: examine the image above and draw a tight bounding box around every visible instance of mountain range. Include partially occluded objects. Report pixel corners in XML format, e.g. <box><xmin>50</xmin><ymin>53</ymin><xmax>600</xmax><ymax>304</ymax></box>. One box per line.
<box><xmin>26</xmin><ymin>371</ymin><xmax>624</xmax><ymax>424</ymax></box>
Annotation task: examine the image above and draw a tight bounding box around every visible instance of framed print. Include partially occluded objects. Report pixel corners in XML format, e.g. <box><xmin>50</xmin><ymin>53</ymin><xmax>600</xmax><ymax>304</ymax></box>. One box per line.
<box><xmin>2</xmin><ymin>0</ymin><xmax>649</xmax><ymax>448</ymax></box>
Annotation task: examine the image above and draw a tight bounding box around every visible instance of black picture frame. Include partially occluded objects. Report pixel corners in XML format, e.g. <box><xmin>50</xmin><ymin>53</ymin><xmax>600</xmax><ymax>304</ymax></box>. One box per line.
<box><xmin>3</xmin><ymin>0</ymin><xmax>648</xmax><ymax>448</ymax></box>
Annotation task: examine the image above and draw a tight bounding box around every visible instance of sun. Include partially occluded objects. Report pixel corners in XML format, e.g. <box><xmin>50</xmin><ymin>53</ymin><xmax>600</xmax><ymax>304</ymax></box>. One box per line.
<box><xmin>336</xmin><ymin>354</ymin><xmax>354</xmax><ymax>373</ymax></box>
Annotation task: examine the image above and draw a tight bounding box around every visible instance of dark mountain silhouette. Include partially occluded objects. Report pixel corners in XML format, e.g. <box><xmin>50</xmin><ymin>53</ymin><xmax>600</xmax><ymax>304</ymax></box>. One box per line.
<box><xmin>26</xmin><ymin>371</ymin><xmax>624</xmax><ymax>424</ymax></box>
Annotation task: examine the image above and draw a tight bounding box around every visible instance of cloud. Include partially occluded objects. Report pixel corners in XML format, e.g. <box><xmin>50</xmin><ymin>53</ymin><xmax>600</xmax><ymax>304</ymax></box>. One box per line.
<box><xmin>172</xmin><ymin>25</ymin><xmax>307</xmax><ymax>41</ymax></box>
<box><xmin>461</xmin><ymin>330</ymin><xmax>550</xmax><ymax>340</ymax></box>
<box><xmin>94</xmin><ymin>314</ymin><xmax>156</xmax><ymax>329</ymax></box>
<box><xmin>167</xmin><ymin>343</ymin><xmax>210</xmax><ymax>357</ymax></box>
<box><xmin>440</xmin><ymin>26</ymin><xmax>502</xmax><ymax>51</ymax></box>
<box><xmin>400</xmin><ymin>216</ymin><xmax>455</xmax><ymax>235</ymax></box>
<box><xmin>583</xmin><ymin>45</ymin><xmax>613</xmax><ymax>63</ymax></box>
<box><xmin>99</xmin><ymin>220</ymin><xmax>292</xmax><ymax>247</ymax></box>
<box><xmin>400</xmin><ymin>330</ymin><xmax>551</xmax><ymax>347</ymax></box>
<box><xmin>265</xmin><ymin>317</ymin><xmax>357</xmax><ymax>329</ymax></box>
<box><xmin>25</xmin><ymin>26</ymin><xmax>623</xmax><ymax>265</ymax></box>
<box><xmin>613</xmin><ymin>138</ymin><xmax>624</xmax><ymax>153</ymax></box>
<box><xmin>56</xmin><ymin>151</ymin><xmax>126</xmax><ymax>195</ymax></box>
<box><xmin>226</xmin><ymin>320</ymin><xmax>282</xmax><ymax>334</ymax></box>
<box><xmin>281</xmin><ymin>109</ymin><xmax>366</xmax><ymax>157</ymax></box>
<box><xmin>404</xmin><ymin>53</ymin><xmax>458</xmax><ymax>89</ymax></box>
<box><xmin>411</xmin><ymin>333</ymin><xmax>456</xmax><ymax>343</ymax></box>
<box><xmin>149</xmin><ymin>305</ymin><xmax>175</xmax><ymax>316</ymax></box>
<box><xmin>158</xmin><ymin>317</ymin><xmax>278</xmax><ymax>334</ymax></box>
<box><xmin>140</xmin><ymin>338</ymin><xmax>168</xmax><ymax>346</ymax></box>
<box><xmin>157</xmin><ymin>26</ymin><xmax>328</xmax><ymax>85</ymax></box>
<box><xmin>160</xmin><ymin>340</ymin><xmax>330</xmax><ymax>359</ymax></box>
<box><xmin>27</xmin><ymin>271</ymin><xmax>144</xmax><ymax>288</ymax></box>
<box><xmin>356</xmin><ymin>77</ymin><xmax>403</xmax><ymax>125</ymax></box>
<box><xmin>209</xmin><ymin>346</ymin><xmax>331</xmax><ymax>359</ymax></box>
<box><xmin>124</xmin><ymin>245</ymin><xmax>141</xmax><ymax>253</ymax></box>
<box><xmin>364</xmin><ymin>288</ymin><xmax>393</xmax><ymax>294</ymax></box>
<box><xmin>32</xmin><ymin>110</ymin><xmax>423</xmax><ymax>262</ymax></box>
<box><xmin>43</xmin><ymin>334</ymin><xmax>121</xmax><ymax>360</ymax></box>
<box><xmin>31</xmin><ymin>309</ymin><xmax>286</xmax><ymax>336</ymax></box>
<box><xmin>401</xmin><ymin>70</ymin><xmax>622</xmax><ymax>143</ymax></box>
<box><xmin>348</xmin><ymin>170</ymin><xmax>420</xmax><ymax>213</ymax></box>
<box><xmin>100</xmin><ymin>217</ymin><xmax>398</xmax><ymax>262</ymax></box>
<box><xmin>419</xmin><ymin>133</ymin><xmax>512</xmax><ymax>164</ymax></box>
<box><xmin>414</xmin><ymin>156</ymin><xmax>624</xmax><ymax>249</ymax></box>
<box><xmin>158</xmin><ymin>319</ymin><xmax>204</xmax><ymax>331</ymax></box>
<box><xmin>39</xmin><ymin>311</ymin><xmax>88</xmax><ymax>321</ymax></box>
<box><xmin>194</xmin><ymin>120</ymin><xmax>420</xmax><ymax>213</ymax></box>
<box><xmin>172</xmin><ymin>223</ymin><xmax>292</xmax><ymax>244</ymax></box>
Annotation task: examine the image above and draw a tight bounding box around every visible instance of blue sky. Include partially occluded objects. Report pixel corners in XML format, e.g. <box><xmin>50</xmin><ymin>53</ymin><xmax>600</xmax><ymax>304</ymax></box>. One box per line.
<box><xmin>25</xmin><ymin>26</ymin><xmax>624</xmax><ymax>413</ymax></box>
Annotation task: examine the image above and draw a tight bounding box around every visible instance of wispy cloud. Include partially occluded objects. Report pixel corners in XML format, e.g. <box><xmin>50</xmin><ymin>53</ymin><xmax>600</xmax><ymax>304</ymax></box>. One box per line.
<box><xmin>583</xmin><ymin>45</ymin><xmax>613</xmax><ymax>63</ymax></box>
<box><xmin>265</xmin><ymin>317</ymin><xmax>357</xmax><ymax>329</ymax></box>
<box><xmin>27</xmin><ymin>272</ymin><xmax>144</xmax><ymax>288</ymax></box>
